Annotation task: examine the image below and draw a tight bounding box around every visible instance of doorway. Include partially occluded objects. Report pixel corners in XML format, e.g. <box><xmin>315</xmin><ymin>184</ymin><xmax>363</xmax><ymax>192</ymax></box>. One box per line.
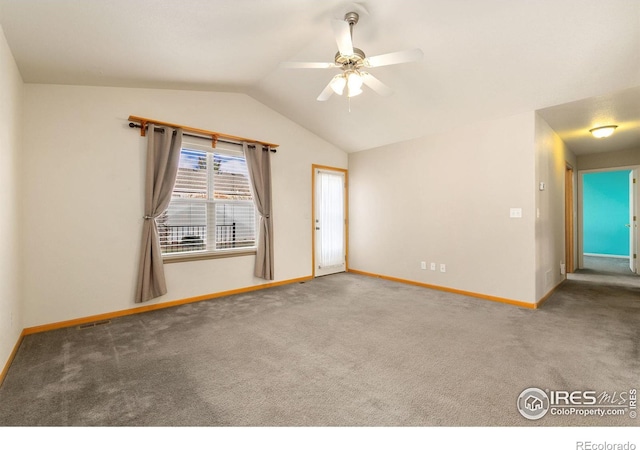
<box><xmin>577</xmin><ymin>166</ymin><xmax>638</xmax><ymax>274</ymax></box>
<box><xmin>628</xmin><ymin>169</ymin><xmax>637</xmax><ymax>273</ymax></box>
<box><xmin>312</xmin><ymin>165</ymin><xmax>348</xmax><ymax>277</ymax></box>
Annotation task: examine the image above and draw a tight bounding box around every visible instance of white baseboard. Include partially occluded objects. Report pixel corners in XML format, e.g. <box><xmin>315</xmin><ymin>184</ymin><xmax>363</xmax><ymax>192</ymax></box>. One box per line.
<box><xmin>583</xmin><ymin>253</ymin><xmax>629</xmax><ymax>259</ymax></box>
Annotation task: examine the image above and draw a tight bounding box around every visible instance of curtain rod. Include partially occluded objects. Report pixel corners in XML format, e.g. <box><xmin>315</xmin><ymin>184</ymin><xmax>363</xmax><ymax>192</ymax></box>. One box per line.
<box><xmin>128</xmin><ymin>123</ymin><xmax>276</xmax><ymax>153</ymax></box>
<box><xmin>127</xmin><ymin>115</ymin><xmax>279</xmax><ymax>151</ymax></box>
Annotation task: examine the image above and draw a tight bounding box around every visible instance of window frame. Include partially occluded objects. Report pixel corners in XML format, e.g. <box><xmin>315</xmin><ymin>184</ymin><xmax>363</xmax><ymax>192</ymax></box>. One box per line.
<box><xmin>161</xmin><ymin>138</ymin><xmax>258</xmax><ymax>264</ymax></box>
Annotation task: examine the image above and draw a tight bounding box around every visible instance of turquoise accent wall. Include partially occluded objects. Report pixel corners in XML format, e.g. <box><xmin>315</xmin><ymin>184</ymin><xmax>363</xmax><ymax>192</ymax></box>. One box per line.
<box><xmin>583</xmin><ymin>170</ymin><xmax>630</xmax><ymax>256</ymax></box>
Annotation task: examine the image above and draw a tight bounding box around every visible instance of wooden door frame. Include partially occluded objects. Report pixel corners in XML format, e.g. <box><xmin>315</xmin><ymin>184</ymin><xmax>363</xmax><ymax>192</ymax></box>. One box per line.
<box><xmin>311</xmin><ymin>165</ymin><xmax>349</xmax><ymax>277</ymax></box>
<box><xmin>565</xmin><ymin>163</ymin><xmax>575</xmax><ymax>273</ymax></box>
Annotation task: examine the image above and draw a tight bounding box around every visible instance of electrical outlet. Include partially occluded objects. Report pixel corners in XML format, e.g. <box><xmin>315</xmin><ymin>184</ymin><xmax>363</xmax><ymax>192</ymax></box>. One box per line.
<box><xmin>510</xmin><ymin>208</ymin><xmax>523</xmax><ymax>218</ymax></box>
<box><xmin>421</xmin><ymin>261</ymin><xmax>427</xmax><ymax>270</ymax></box>
<box><xmin>440</xmin><ymin>264</ymin><xmax>446</xmax><ymax>273</ymax></box>
<box><xmin>430</xmin><ymin>262</ymin><xmax>436</xmax><ymax>271</ymax></box>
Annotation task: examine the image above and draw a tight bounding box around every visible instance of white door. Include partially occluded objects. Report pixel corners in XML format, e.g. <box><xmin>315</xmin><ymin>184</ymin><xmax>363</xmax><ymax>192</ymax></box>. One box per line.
<box><xmin>314</xmin><ymin>168</ymin><xmax>346</xmax><ymax>277</ymax></box>
<box><xmin>629</xmin><ymin>169</ymin><xmax>637</xmax><ymax>273</ymax></box>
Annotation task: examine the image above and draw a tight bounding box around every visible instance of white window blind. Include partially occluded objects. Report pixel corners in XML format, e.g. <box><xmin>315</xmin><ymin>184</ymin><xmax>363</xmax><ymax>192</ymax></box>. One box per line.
<box><xmin>158</xmin><ymin>145</ymin><xmax>257</xmax><ymax>256</ymax></box>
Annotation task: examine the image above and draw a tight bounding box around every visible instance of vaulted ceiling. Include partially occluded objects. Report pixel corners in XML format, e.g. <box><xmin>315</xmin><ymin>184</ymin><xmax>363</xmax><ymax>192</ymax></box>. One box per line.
<box><xmin>1</xmin><ymin>0</ymin><xmax>638</xmax><ymax>154</ymax></box>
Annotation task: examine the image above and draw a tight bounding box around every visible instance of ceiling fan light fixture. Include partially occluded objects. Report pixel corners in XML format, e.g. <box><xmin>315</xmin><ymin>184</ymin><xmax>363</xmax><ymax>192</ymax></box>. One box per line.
<box><xmin>347</xmin><ymin>86</ymin><xmax>363</xmax><ymax>97</ymax></box>
<box><xmin>330</xmin><ymin>74</ymin><xmax>346</xmax><ymax>95</ymax></box>
<box><xmin>589</xmin><ymin>125</ymin><xmax>618</xmax><ymax>138</ymax></box>
<box><xmin>346</xmin><ymin>71</ymin><xmax>363</xmax><ymax>97</ymax></box>
<box><xmin>347</xmin><ymin>71</ymin><xmax>363</xmax><ymax>90</ymax></box>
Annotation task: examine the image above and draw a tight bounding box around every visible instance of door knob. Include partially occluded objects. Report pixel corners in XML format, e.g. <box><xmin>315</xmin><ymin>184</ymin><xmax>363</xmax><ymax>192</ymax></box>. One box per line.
<box><xmin>625</xmin><ymin>224</ymin><xmax>631</xmax><ymax>228</ymax></box>
<box><xmin>315</xmin><ymin>227</ymin><xmax>320</xmax><ymax>230</ymax></box>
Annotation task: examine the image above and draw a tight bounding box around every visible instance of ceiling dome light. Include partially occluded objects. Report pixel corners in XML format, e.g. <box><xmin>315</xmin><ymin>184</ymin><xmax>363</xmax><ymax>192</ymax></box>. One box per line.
<box><xmin>589</xmin><ymin>125</ymin><xmax>618</xmax><ymax>138</ymax></box>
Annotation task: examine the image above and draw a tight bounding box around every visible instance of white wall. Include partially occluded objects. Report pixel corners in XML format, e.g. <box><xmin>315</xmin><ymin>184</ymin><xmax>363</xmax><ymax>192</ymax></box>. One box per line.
<box><xmin>0</xmin><ymin>25</ymin><xmax>23</xmax><ymax>369</ymax></box>
<box><xmin>348</xmin><ymin>112</ymin><xmax>538</xmax><ymax>304</ymax></box>
<box><xmin>21</xmin><ymin>84</ymin><xmax>347</xmax><ymax>327</ymax></box>
<box><xmin>534</xmin><ymin>114</ymin><xmax>577</xmax><ymax>300</ymax></box>
<box><xmin>577</xmin><ymin>147</ymin><xmax>640</xmax><ymax>171</ymax></box>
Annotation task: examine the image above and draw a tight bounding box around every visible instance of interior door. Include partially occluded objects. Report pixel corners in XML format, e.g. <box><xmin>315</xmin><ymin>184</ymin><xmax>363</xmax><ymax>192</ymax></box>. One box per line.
<box><xmin>629</xmin><ymin>169</ymin><xmax>637</xmax><ymax>273</ymax></box>
<box><xmin>314</xmin><ymin>167</ymin><xmax>346</xmax><ymax>277</ymax></box>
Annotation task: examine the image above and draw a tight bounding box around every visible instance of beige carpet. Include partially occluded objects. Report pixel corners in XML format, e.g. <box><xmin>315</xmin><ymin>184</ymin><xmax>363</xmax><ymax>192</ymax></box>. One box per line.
<box><xmin>0</xmin><ymin>272</ymin><xmax>638</xmax><ymax>426</ymax></box>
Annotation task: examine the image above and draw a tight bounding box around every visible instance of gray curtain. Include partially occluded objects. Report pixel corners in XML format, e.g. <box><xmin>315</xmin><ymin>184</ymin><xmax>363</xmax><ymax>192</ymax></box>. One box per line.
<box><xmin>244</xmin><ymin>142</ymin><xmax>274</xmax><ymax>280</ymax></box>
<box><xmin>135</xmin><ymin>124</ymin><xmax>183</xmax><ymax>303</ymax></box>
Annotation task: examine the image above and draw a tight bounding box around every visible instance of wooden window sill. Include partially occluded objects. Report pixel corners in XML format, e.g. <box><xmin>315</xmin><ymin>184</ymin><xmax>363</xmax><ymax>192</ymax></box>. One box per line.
<box><xmin>163</xmin><ymin>249</ymin><xmax>257</xmax><ymax>264</ymax></box>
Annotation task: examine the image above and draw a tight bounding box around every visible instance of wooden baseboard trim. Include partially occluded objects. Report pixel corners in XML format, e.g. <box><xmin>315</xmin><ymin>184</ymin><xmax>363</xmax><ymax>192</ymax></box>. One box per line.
<box><xmin>348</xmin><ymin>269</ymin><xmax>538</xmax><ymax>309</ymax></box>
<box><xmin>0</xmin><ymin>331</ymin><xmax>25</xmax><ymax>388</ymax></box>
<box><xmin>22</xmin><ymin>275</ymin><xmax>314</xmax><ymax>336</ymax></box>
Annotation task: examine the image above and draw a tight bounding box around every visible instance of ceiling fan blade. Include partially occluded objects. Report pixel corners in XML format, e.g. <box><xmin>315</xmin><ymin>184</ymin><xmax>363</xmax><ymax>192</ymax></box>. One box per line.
<box><xmin>280</xmin><ymin>61</ymin><xmax>338</xmax><ymax>69</ymax></box>
<box><xmin>365</xmin><ymin>48</ymin><xmax>424</xmax><ymax>68</ymax></box>
<box><xmin>331</xmin><ymin>19</ymin><xmax>354</xmax><ymax>56</ymax></box>
<box><xmin>317</xmin><ymin>81</ymin><xmax>335</xmax><ymax>101</ymax></box>
<box><xmin>360</xmin><ymin>72</ymin><xmax>393</xmax><ymax>96</ymax></box>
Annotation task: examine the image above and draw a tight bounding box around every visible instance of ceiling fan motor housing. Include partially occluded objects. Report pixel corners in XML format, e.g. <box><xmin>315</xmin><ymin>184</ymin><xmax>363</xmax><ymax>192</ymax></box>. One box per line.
<box><xmin>335</xmin><ymin>48</ymin><xmax>366</xmax><ymax>67</ymax></box>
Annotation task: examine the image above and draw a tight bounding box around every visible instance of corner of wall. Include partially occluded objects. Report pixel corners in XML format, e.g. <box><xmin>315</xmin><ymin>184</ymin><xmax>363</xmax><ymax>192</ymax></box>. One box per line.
<box><xmin>533</xmin><ymin>114</ymin><xmax>575</xmax><ymax>302</ymax></box>
<box><xmin>0</xmin><ymin>22</ymin><xmax>25</xmax><ymax>378</ymax></box>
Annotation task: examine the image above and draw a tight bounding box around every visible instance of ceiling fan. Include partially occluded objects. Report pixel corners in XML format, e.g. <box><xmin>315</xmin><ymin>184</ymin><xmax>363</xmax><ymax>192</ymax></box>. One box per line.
<box><xmin>282</xmin><ymin>11</ymin><xmax>423</xmax><ymax>102</ymax></box>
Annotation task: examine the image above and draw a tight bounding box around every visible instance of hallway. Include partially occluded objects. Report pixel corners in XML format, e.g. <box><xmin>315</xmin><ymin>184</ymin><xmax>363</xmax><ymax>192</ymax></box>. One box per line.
<box><xmin>568</xmin><ymin>255</ymin><xmax>640</xmax><ymax>288</ymax></box>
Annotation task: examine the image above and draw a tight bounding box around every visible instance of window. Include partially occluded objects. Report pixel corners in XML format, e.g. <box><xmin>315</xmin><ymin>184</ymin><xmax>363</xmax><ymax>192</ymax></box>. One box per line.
<box><xmin>159</xmin><ymin>141</ymin><xmax>256</xmax><ymax>259</ymax></box>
